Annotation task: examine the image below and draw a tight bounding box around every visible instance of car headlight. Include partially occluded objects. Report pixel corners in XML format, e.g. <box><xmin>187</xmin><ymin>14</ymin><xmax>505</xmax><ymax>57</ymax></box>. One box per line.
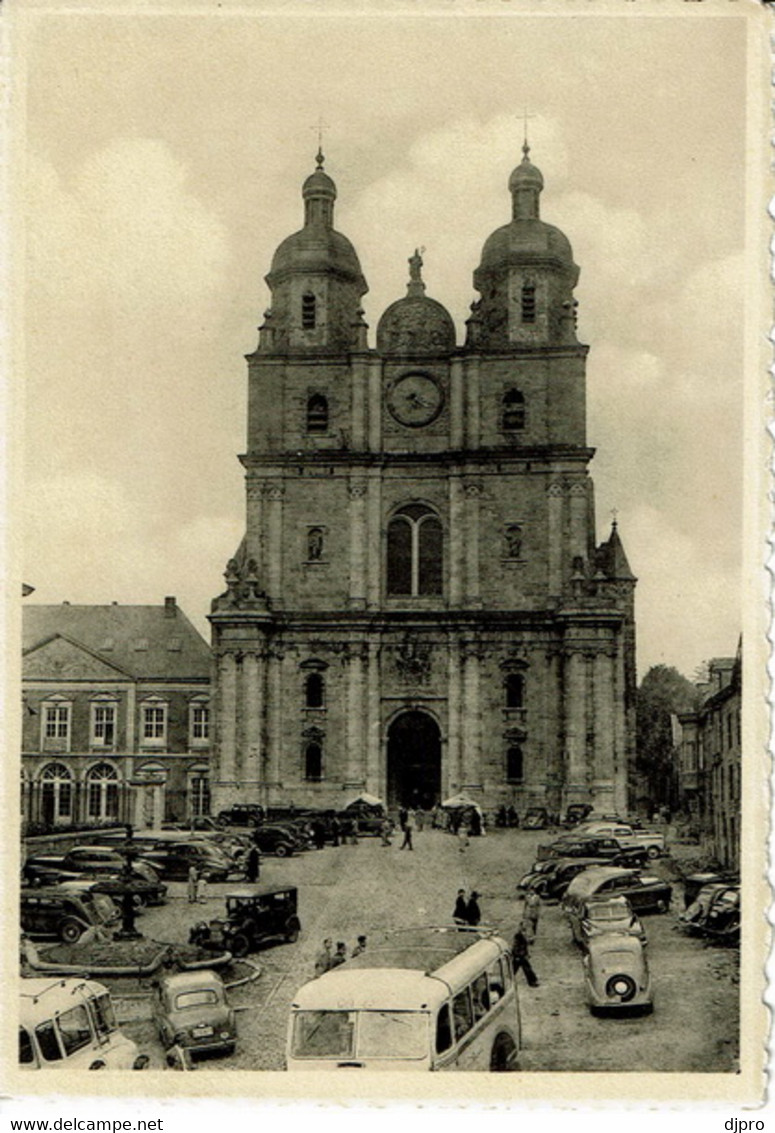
<box><xmin>133</xmin><ymin>1055</ymin><xmax>150</xmax><ymax>1070</ymax></box>
<box><xmin>605</xmin><ymin>974</ymin><xmax>637</xmax><ymax>1002</ymax></box>
<box><xmin>220</xmin><ymin>1030</ymin><xmax>232</xmax><ymax>1039</ymax></box>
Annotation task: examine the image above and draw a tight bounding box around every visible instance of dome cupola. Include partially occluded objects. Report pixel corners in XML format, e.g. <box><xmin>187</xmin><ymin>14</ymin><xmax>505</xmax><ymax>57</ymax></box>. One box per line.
<box><xmin>376</xmin><ymin>250</ymin><xmax>456</xmax><ymax>355</ymax></box>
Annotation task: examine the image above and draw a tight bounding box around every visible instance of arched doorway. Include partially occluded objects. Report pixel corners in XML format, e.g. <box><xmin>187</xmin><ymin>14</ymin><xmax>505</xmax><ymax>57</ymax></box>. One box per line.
<box><xmin>387</xmin><ymin>710</ymin><xmax>441</xmax><ymax>810</ymax></box>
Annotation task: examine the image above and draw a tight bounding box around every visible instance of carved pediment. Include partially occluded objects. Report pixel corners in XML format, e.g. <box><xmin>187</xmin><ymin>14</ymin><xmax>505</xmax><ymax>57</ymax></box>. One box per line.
<box><xmin>23</xmin><ymin>635</ymin><xmax>132</xmax><ymax>681</ymax></box>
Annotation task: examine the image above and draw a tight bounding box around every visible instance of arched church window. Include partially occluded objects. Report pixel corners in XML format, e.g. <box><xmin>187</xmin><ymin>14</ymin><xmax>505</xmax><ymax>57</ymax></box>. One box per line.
<box><xmin>521</xmin><ymin>283</ymin><xmax>536</xmax><ymax>323</ymax></box>
<box><xmin>387</xmin><ymin>504</ymin><xmax>443</xmax><ymax>597</ymax></box>
<box><xmin>304</xmin><ymin>672</ymin><xmax>325</xmax><ymax>709</ymax></box>
<box><xmin>506</xmin><ymin>745</ymin><xmax>524</xmax><ymax>783</ymax></box>
<box><xmin>304</xmin><ymin>743</ymin><xmax>323</xmax><ymax>782</ymax></box>
<box><xmin>302</xmin><ymin>292</ymin><xmax>317</xmax><ymax>329</ymax></box>
<box><xmin>86</xmin><ymin>762</ymin><xmax>119</xmax><ymax>821</ymax></box>
<box><xmin>505</xmin><ymin>672</ymin><xmax>525</xmax><ymax>709</ymax></box>
<box><xmin>306</xmin><ymin>394</ymin><xmax>328</xmax><ymax>433</ymax></box>
<box><xmin>501</xmin><ymin>389</ymin><xmax>525</xmax><ymax>432</ymax></box>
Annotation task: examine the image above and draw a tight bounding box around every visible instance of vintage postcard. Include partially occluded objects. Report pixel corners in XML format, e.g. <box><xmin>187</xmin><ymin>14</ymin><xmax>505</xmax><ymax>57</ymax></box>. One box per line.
<box><xmin>3</xmin><ymin>0</ymin><xmax>770</xmax><ymax>1113</ymax></box>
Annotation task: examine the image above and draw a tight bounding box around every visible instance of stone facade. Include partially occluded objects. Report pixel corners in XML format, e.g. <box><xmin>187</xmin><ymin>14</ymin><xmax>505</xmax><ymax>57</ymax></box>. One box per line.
<box><xmin>210</xmin><ymin>146</ymin><xmax>637</xmax><ymax>817</ymax></box>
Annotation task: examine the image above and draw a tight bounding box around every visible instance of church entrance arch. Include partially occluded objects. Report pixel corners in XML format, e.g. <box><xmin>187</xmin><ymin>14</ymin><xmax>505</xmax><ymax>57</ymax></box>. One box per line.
<box><xmin>386</xmin><ymin>710</ymin><xmax>442</xmax><ymax>811</ymax></box>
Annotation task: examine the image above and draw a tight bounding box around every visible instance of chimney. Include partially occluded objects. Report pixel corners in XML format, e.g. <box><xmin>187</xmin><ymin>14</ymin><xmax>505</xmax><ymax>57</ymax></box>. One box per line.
<box><xmin>164</xmin><ymin>596</ymin><xmax>177</xmax><ymax>618</ymax></box>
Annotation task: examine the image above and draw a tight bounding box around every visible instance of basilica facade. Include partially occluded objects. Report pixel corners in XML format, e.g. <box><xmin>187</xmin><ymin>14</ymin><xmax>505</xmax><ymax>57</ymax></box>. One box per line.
<box><xmin>209</xmin><ymin>145</ymin><xmax>636</xmax><ymax>817</ymax></box>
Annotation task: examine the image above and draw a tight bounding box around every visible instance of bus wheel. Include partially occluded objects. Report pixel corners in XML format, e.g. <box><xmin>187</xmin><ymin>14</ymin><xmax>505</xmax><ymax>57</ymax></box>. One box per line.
<box><xmin>490</xmin><ymin>1034</ymin><xmax>518</xmax><ymax>1072</ymax></box>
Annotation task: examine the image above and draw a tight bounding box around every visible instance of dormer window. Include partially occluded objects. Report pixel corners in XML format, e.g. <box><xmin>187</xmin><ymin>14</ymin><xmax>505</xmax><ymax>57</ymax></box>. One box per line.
<box><xmin>306</xmin><ymin>394</ymin><xmax>328</xmax><ymax>433</ymax></box>
<box><xmin>302</xmin><ymin>292</ymin><xmax>317</xmax><ymax>329</ymax></box>
<box><xmin>521</xmin><ymin>283</ymin><xmax>536</xmax><ymax>323</ymax></box>
<box><xmin>501</xmin><ymin>389</ymin><xmax>526</xmax><ymax>432</ymax></box>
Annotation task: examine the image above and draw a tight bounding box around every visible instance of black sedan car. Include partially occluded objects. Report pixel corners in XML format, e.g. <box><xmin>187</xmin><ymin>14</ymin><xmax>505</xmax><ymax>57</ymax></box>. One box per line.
<box><xmin>536</xmin><ymin>835</ymin><xmax>648</xmax><ymax>869</ymax></box>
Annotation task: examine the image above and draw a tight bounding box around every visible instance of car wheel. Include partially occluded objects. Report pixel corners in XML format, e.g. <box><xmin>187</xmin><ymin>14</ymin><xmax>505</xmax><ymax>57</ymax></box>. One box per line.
<box><xmin>647</xmin><ymin>846</ymin><xmax>660</xmax><ymax>859</ymax></box>
<box><xmin>274</xmin><ymin>844</ymin><xmax>290</xmax><ymax>858</ymax></box>
<box><xmin>655</xmin><ymin>898</ymin><xmax>669</xmax><ymax>914</ymax></box>
<box><xmin>229</xmin><ymin>933</ymin><xmax>251</xmax><ymax>958</ymax></box>
<box><xmin>489</xmin><ymin>1033</ymin><xmax>519</xmax><ymax>1072</ymax></box>
<box><xmin>59</xmin><ymin>917</ymin><xmax>84</xmax><ymax>944</ymax></box>
<box><xmin>285</xmin><ymin>918</ymin><xmax>301</xmax><ymax>943</ymax></box>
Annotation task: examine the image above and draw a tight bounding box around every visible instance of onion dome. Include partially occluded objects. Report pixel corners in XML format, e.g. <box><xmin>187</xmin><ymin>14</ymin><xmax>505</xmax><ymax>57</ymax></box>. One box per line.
<box><xmin>377</xmin><ymin>250</ymin><xmax>456</xmax><ymax>354</ymax></box>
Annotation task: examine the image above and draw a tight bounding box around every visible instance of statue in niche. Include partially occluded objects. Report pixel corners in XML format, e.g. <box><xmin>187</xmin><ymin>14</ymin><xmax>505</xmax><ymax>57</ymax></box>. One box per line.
<box><xmin>307</xmin><ymin>527</ymin><xmax>325</xmax><ymax>562</ymax></box>
<box><xmin>395</xmin><ymin>634</ymin><xmax>432</xmax><ymax>686</ymax></box>
<box><xmin>505</xmin><ymin>525</ymin><xmax>523</xmax><ymax>559</ymax></box>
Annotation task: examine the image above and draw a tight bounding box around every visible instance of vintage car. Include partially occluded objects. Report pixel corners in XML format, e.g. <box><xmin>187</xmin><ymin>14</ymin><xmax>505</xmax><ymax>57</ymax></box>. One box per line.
<box><xmin>682</xmin><ymin>871</ymin><xmax>739</xmax><ymax>910</ymax></box>
<box><xmin>137</xmin><ymin>840</ymin><xmax>236</xmax><ymax>882</ymax></box>
<box><xmin>536</xmin><ymin>835</ymin><xmax>648</xmax><ymax>869</ymax></box>
<box><xmin>189</xmin><ymin>885</ymin><xmax>301</xmax><ymax>957</ymax></box>
<box><xmin>563</xmin><ymin>867</ymin><xmax>672</xmax><ymax>926</ymax></box>
<box><xmin>531</xmin><ymin>857</ymin><xmax>612</xmax><ymax>902</ymax></box>
<box><xmin>217</xmin><ymin>804</ymin><xmax>265</xmax><ymax>828</ymax></box>
<box><xmin>516</xmin><ymin>859</ymin><xmax>560</xmax><ymax>894</ymax></box>
<box><xmin>679</xmin><ymin>883</ymin><xmax>740</xmax><ymax>943</ymax></box>
<box><xmin>21</xmin><ymin>887</ymin><xmax>115</xmax><ymax>943</ymax></box>
<box><xmin>572</xmin><ymin>894</ymin><xmax>647</xmax><ymax>949</ymax></box>
<box><xmin>522</xmin><ymin>807</ymin><xmax>550</xmax><ymax>830</ymax></box>
<box><xmin>581</xmin><ymin>934</ymin><xmax>653</xmax><ymax>1015</ymax></box>
<box><xmin>251</xmin><ymin>824</ymin><xmax>300</xmax><ymax>857</ymax></box>
<box><xmin>575</xmin><ymin>821</ymin><xmax>666</xmax><ymax>859</ymax></box>
<box><xmin>151</xmin><ymin>970</ymin><xmax>236</xmax><ymax>1058</ymax></box>
<box><xmin>23</xmin><ymin>846</ymin><xmax>161</xmax><ymax>888</ymax></box>
<box><xmin>563</xmin><ymin>804</ymin><xmax>594</xmax><ymax>828</ymax></box>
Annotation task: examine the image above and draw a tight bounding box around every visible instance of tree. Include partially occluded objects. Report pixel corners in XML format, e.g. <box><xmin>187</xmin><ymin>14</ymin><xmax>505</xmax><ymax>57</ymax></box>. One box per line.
<box><xmin>635</xmin><ymin>665</ymin><xmax>699</xmax><ymax>813</ymax></box>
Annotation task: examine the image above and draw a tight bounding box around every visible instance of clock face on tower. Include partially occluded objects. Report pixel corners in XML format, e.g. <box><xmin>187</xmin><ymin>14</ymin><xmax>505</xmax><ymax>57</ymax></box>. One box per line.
<box><xmin>386</xmin><ymin>372</ymin><xmax>444</xmax><ymax>427</ymax></box>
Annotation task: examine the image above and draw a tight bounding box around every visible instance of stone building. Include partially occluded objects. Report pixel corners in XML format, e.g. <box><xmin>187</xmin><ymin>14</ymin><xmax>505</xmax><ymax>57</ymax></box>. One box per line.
<box><xmin>209</xmin><ymin>145</ymin><xmax>637</xmax><ymax>816</ymax></box>
<box><xmin>22</xmin><ymin>598</ymin><xmax>212</xmax><ymax>830</ymax></box>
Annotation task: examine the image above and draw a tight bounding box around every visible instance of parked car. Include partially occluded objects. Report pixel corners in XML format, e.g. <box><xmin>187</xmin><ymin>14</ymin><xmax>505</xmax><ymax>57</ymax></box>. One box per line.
<box><xmin>21</xmin><ymin>887</ymin><xmax>113</xmax><ymax>943</ymax></box>
<box><xmin>572</xmin><ymin>894</ymin><xmax>647</xmax><ymax>949</ymax></box>
<box><xmin>575</xmin><ymin>821</ymin><xmax>666</xmax><ymax>859</ymax></box>
<box><xmin>217</xmin><ymin>804</ymin><xmax>265</xmax><ymax>828</ymax></box>
<box><xmin>53</xmin><ymin>881</ymin><xmax>121</xmax><ymax>924</ymax></box>
<box><xmin>23</xmin><ymin>846</ymin><xmax>161</xmax><ymax>888</ymax></box>
<box><xmin>189</xmin><ymin>885</ymin><xmax>301</xmax><ymax>958</ymax></box>
<box><xmin>151</xmin><ymin>970</ymin><xmax>236</xmax><ymax>1058</ymax></box>
<box><xmin>679</xmin><ymin>883</ymin><xmax>740</xmax><ymax>943</ymax></box>
<box><xmin>523</xmin><ymin>807</ymin><xmax>550</xmax><ymax>830</ymax></box>
<box><xmin>139</xmin><ymin>840</ymin><xmax>236</xmax><ymax>882</ymax></box>
<box><xmin>563</xmin><ymin>804</ymin><xmax>594</xmax><ymax>828</ymax></box>
<box><xmin>251</xmin><ymin>824</ymin><xmax>299</xmax><ymax>857</ymax></box>
<box><xmin>536</xmin><ymin>835</ymin><xmax>648</xmax><ymax>869</ymax></box>
<box><xmin>581</xmin><ymin>934</ymin><xmax>653</xmax><ymax>1015</ymax></box>
<box><xmin>527</xmin><ymin>857</ymin><xmax>612</xmax><ymax>902</ymax></box>
<box><xmin>682</xmin><ymin>871</ymin><xmax>739</xmax><ymax>910</ymax></box>
<box><xmin>564</xmin><ymin>867</ymin><xmax>672</xmax><ymax>926</ymax></box>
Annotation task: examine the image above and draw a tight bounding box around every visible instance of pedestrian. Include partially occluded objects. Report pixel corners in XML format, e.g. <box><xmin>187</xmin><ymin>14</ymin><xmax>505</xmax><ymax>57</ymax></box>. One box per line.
<box><xmin>198</xmin><ymin>873</ymin><xmax>208</xmax><ymax>903</ymax></box>
<box><xmin>415</xmin><ymin>809</ymin><xmax>425</xmax><ymax>832</ymax></box>
<box><xmin>511</xmin><ymin>928</ymin><xmax>539</xmax><ymax>987</ymax></box>
<box><xmin>314</xmin><ymin>938</ymin><xmax>333</xmax><ymax>976</ymax></box>
<box><xmin>352</xmin><ymin>935</ymin><xmax>367</xmax><ymax>957</ymax></box>
<box><xmin>521</xmin><ymin>889</ymin><xmax>541</xmax><ymax>943</ymax></box>
<box><xmin>400</xmin><ymin>809</ymin><xmax>415</xmax><ymax>850</ymax></box>
<box><xmin>398</xmin><ymin>806</ymin><xmax>408</xmax><ymax>832</ymax></box>
<box><xmin>330</xmin><ymin>941</ymin><xmax>347</xmax><ymax>968</ymax></box>
<box><xmin>507</xmin><ymin>805</ymin><xmax>518</xmax><ymax>828</ymax></box>
<box><xmin>380</xmin><ymin>817</ymin><xmax>393</xmax><ymax>846</ymax></box>
<box><xmin>470</xmin><ymin>808</ymin><xmax>482</xmax><ymax>837</ymax></box>
<box><xmin>453</xmin><ymin>889</ymin><xmax>468</xmax><ymax>925</ymax></box>
<box><xmin>465</xmin><ymin>891</ymin><xmax>482</xmax><ymax>927</ymax></box>
<box><xmin>457</xmin><ymin>821</ymin><xmax>469</xmax><ymax>853</ymax></box>
<box><xmin>187</xmin><ymin>865</ymin><xmax>199</xmax><ymax>904</ymax></box>
<box><xmin>312</xmin><ymin>820</ymin><xmax>326</xmax><ymax>851</ymax></box>
<box><xmin>330</xmin><ymin>816</ymin><xmax>341</xmax><ymax>847</ymax></box>
<box><xmin>245</xmin><ymin>845</ymin><xmax>260</xmax><ymax>882</ymax></box>
<box><xmin>349</xmin><ymin>817</ymin><xmax>360</xmax><ymax>845</ymax></box>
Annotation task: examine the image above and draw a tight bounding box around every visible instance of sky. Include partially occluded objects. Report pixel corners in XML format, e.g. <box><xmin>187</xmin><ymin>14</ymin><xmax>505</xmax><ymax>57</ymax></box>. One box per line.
<box><xmin>15</xmin><ymin>6</ymin><xmax>756</xmax><ymax>679</ymax></box>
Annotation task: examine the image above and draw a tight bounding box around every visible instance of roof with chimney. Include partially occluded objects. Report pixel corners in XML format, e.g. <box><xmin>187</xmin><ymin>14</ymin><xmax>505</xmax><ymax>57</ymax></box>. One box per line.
<box><xmin>23</xmin><ymin>598</ymin><xmax>211</xmax><ymax>681</ymax></box>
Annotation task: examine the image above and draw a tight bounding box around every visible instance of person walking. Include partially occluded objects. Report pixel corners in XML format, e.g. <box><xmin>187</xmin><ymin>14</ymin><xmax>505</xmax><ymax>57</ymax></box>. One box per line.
<box><xmin>400</xmin><ymin>809</ymin><xmax>415</xmax><ymax>850</ymax></box>
<box><xmin>351</xmin><ymin>935</ymin><xmax>367</xmax><ymax>957</ymax></box>
<box><xmin>415</xmin><ymin>809</ymin><xmax>425</xmax><ymax>832</ymax></box>
<box><xmin>312</xmin><ymin>820</ymin><xmax>326</xmax><ymax>851</ymax></box>
<box><xmin>245</xmin><ymin>845</ymin><xmax>260</xmax><ymax>883</ymax></box>
<box><xmin>330</xmin><ymin>816</ymin><xmax>341</xmax><ymax>847</ymax></box>
<box><xmin>187</xmin><ymin>865</ymin><xmax>199</xmax><ymax>904</ymax></box>
<box><xmin>521</xmin><ymin>889</ymin><xmax>541</xmax><ymax>943</ymax></box>
<box><xmin>314</xmin><ymin>938</ymin><xmax>333</xmax><ymax>976</ymax></box>
<box><xmin>398</xmin><ymin>806</ymin><xmax>408</xmax><ymax>833</ymax></box>
<box><xmin>511</xmin><ymin>928</ymin><xmax>539</xmax><ymax>988</ymax></box>
<box><xmin>330</xmin><ymin>941</ymin><xmax>348</xmax><ymax>968</ymax></box>
<box><xmin>380</xmin><ymin>818</ymin><xmax>393</xmax><ymax>846</ymax></box>
<box><xmin>453</xmin><ymin>889</ymin><xmax>468</xmax><ymax>925</ymax></box>
<box><xmin>465</xmin><ymin>891</ymin><xmax>482</xmax><ymax>927</ymax></box>
<box><xmin>198</xmin><ymin>872</ymin><xmax>208</xmax><ymax>903</ymax></box>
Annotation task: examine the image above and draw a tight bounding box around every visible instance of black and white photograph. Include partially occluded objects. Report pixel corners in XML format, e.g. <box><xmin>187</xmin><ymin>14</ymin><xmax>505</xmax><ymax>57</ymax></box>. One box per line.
<box><xmin>6</xmin><ymin>0</ymin><xmax>769</xmax><ymax>1108</ymax></box>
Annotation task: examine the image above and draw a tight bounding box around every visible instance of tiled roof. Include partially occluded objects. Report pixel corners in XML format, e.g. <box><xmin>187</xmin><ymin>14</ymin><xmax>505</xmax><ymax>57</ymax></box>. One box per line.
<box><xmin>23</xmin><ymin>599</ymin><xmax>211</xmax><ymax>680</ymax></box>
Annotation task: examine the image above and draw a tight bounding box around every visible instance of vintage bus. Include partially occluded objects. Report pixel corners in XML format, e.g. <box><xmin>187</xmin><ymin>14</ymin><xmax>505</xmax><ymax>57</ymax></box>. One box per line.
<box><xmin>286</xmin><ymin>926</ymin><xmax>520</xmax><ymax>1071</ymax></box>
<box><xmin>20</xmin><ymin>977</ymin><xmax>149</xmax><ymax>1070</ymax></box>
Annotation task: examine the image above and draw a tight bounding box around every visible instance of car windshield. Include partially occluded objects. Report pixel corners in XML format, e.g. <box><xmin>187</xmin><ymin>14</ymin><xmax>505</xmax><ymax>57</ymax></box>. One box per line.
<box><xmin>175</xmin><ymin>989</ymin><xmax>219</xmax><ymax>1010</ymax></box>
<box><xmin>591</xmin><ymin>902</ymin><xmax>630</xmax><ymax>922</ymax></box>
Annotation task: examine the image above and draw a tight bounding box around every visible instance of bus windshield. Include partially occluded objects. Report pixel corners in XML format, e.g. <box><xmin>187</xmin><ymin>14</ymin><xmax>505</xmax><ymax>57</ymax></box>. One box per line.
<box><xmin>292</xmin><ymin>1010</ymin><xmax>427</xmax><ymax>1060</ymax></box>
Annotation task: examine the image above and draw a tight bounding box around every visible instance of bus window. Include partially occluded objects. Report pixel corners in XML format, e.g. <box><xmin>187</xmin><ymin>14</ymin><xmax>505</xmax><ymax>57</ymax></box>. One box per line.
<box><xmin>292</xmin><ymin>1011</ymin><xmax>355</xmax><ymax>1059</ymax></box>
<box><xmin>357</xmin><ymin>1012</ymin><xmax>426</xmax><ymax>1060</ymax></box>
<box><xmin>35</xmin><ymin>1021</ymin><xmax>62</xmax><ymax>1062</ymax></box>
<box><xmin>471</xmin><ymin>974</ymin><xmax>490</xmax><ymax>1022</ymax></box>
<box><xmin>19</xmin><ymin>1028</ymin><xmax>35</xmax><ymax>1065</ymax></box>
<box><xmin>452</xmin><ymin>988</ymin><xmax>473</xmax><ymax>1042</ymax></box>
<box><xmin>57</xmin><ymin>1005</ymin><xmax>93</xmax><ymax>1057</ymax></box>
<box><xmin>500</xmin><ymin>954</ymin><xmax>513</xmax><ymax>987</ymax></box>
<box><xmin>487</xmin><ymin>961</ymin><xmax>504</xmax><ymax>1004</ymax></box>
<box><xmin>435</xmin><ymin>1005</ymin><xmax>453</xmax><ymax>1054</ymax></box>
<box><xmin>92</xmin><ymin>994</ymin><xmax>118</xmax><ymax>1038</ymax></box>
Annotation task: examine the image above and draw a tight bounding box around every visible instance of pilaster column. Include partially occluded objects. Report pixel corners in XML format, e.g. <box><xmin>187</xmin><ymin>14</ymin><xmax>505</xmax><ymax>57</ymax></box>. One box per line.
<box><xmin>264</xmin><ymin>482</ymin><xmax>284</xmax><ymax>600</ymax></box>
<box><xmin>446</xmin><ymin>636</ymin><xmax>463</xmax><ymax>796</ymax></box>
<box><xmin>367</xmin><ymin>357</ymin><xmax>382</xmax><ymax>452</ymax></box>
<box><xmin>449</xmin><ymin>475</ymin><xmax>464</xmax><ymax>606</ymax></box>
<box><xmin>246</xmin><ymin>479</ymin><xmax>264</xmax><ymax>580</ymax></box>
<box><xmin>266</xmin><ymin>645</ymin><xmax>284</xmax><ymax>797</ymax></box>
<box><xmin>568</xmin><ymin>480</ymin><xmax>588</xmax><ymax>564</ymax></box>
<box><xmin>592</xmin><ymin>648</ymin><xmax>616</xmax><ymax>811</ymax></box>
<box><xmin>547</xmin><ymin>481</ymin><xmax>564</xmax><ymax>596</ymax></box>
<box><xmin>464</xmin><ymin>482</ymin><xmax>482</xmax><ymax>605</ymax></box>
<box><xmin>351</xmin><ymin>358</ymin><xmax>367</xmax><ymax>449</ymax></box>
<box><xmin>563</xmin><ymin>648</ymin><xmax>588</xmax><ymax>799</ymax></box>
<box><xmin>218</xmin><ymin>652</ymin><xmax>238</xmax><ymax>785</ymax></box>
<box><xmin>243</xmin><ymin>651</ymin><xmax>265</xmax><ymax>790</ymax></box>
<box><xmin>464</xmin><ymin>357</ymin><xmax>480</xmax><ymax>448</ymax></box>
<box><xmin>365</xmin><ymin>642</ymin><xmax>381</xmax><ymax>797</ymax></box>
<box><xmin>613</xmin><ymin>647</ymin><xmax>628</xmax><ymax>816</ymax></box>
<box><xmin>126</xmin><ymin>685</ymin><xmax>136</xmax><ymax>752</ymax></box>
<box><xmin>450</xmin><ymin>359</ymin><xmax>464</xmax><ymax>448</ymax></box>
<box><xmin>345</xmin><ymin>644</ymin><xmax>367</xmax><ymax>785</ymax></box>
<box><xmin>348</xmin><ymin>482</ymin><xmax>368</xmax><ymax>607</ymax></box>
<box><xmin>366</xmin><ymin>470</ymin><xmax>382</xmax><ymax>608</ymax></box>
<box><xmin>461</xmin><ymin>640</ymin><xmax>482</xmax><ymax>788</ymax></box>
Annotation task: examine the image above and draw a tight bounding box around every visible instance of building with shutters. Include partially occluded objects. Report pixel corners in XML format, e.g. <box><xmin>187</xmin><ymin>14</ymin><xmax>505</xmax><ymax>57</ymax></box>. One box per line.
<box><xmin>209</xmin><ymin>145</ymin><xmax>637</xmax><ymax>817</ymax></box>
<box><xmin>22</xmin><ymin>597</ymin><xmax>212</xmax><ymax>830</ymax></box>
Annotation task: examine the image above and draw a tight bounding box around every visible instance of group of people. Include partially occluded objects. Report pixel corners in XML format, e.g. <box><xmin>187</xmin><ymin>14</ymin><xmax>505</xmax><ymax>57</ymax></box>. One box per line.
<box><xmin>452</xmin><ymin>888</ymin><xmax>481</xmax><ymax>926</ymax></box>
<box><xmin>314</xmin><ymin>934</ymin><xmax>367</xmax><ymax>976</ymax></box>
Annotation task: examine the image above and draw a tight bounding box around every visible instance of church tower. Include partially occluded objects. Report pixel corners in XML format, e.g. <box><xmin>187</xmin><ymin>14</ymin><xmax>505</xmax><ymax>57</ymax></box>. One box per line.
<box><xmin>209</xmin><ymin>146</ymin><xmax>636</xmax><ymax>817</ymax></box>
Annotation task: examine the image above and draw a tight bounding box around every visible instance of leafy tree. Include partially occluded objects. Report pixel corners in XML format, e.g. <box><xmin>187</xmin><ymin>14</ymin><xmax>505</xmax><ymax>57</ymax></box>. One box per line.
<box><xmin>635</xmin><ymin>665</ymin><xmax>699</xmax><ymax>811</ymax></box>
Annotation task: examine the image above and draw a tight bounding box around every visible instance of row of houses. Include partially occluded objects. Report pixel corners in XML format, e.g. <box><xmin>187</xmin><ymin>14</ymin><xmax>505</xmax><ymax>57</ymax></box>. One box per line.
<box><xmin>674</xmin><ymin>643</ymin><xmax>741</xmax><ymax>871</ymax></box>
<box><xmin>21</xmin><ymin>597</ymin><xmax>212</xmax><ymax>832</ymax></box>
